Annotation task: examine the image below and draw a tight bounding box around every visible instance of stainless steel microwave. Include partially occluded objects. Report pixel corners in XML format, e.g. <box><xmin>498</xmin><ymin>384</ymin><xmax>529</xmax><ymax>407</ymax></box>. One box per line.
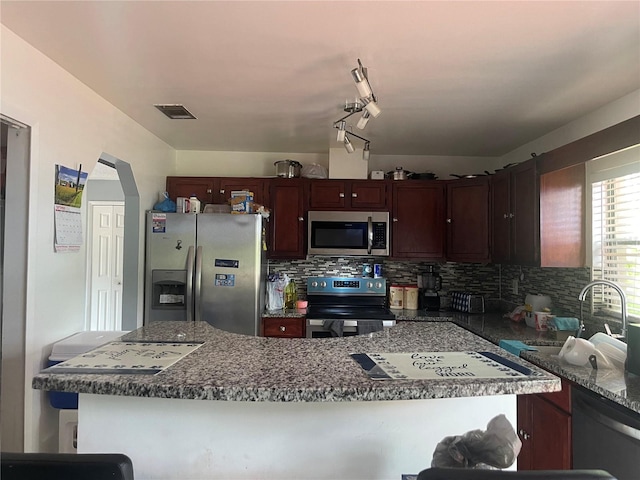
<box><xmin>307</xmin><ymin>211</ymin><xmax>390</xmax><ymax>256</ymax></box>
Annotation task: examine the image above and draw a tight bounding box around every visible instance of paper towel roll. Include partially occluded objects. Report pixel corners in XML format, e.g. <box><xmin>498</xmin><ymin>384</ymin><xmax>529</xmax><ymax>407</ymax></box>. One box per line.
<box><xmin>525</xmin><ymin>294</ymin><xmax>552</xmax><ymax>312</ymax></box>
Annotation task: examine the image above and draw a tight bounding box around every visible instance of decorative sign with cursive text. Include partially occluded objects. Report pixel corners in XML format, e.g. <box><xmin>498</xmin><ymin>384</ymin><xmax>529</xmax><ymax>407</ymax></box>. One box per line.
<box><xmin>43</xmin><ymin>341</ymin><xmax>204</xmax><ymax>375</ymax></box>
<box><xmin>350</xmin><ymin>351</ymin><xmax>538</xmax><ymax>380</ymax></box>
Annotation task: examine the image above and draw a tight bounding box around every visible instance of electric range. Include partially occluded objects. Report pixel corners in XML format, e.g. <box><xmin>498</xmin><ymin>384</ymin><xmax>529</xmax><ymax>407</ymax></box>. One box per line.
<box><xmin>305</xmin><ymin>276</ymin><xmax>396</xmax><ymax>337</ymax></box>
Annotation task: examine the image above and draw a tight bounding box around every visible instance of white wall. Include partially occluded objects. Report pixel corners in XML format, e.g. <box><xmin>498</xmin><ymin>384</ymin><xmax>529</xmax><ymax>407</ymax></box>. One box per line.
<box><xmin>176</xmin><ymin>149</ymin><xmax>500</xmax><ymax>179</ymax></box>
<box><xmin>498</xmin><ymin>89</ymin><xmax>640</xmax><ymax>164</ymax></box>
<box><xmin>0</xmin><ymin>25</ymin><xmax>177</xmax><ymax>452</ymax></box>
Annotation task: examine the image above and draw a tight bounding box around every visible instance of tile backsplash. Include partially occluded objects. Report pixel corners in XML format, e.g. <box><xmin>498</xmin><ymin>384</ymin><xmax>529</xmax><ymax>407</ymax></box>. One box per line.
<box><xmin>269</xmin><ymin>258</ymin><xmax>594</xmax><ymax>317</ymax></box>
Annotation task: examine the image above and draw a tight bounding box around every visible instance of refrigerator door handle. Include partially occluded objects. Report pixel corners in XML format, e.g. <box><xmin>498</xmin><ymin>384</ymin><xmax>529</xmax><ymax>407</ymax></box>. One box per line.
<box><xmin>195</xmin><ymin>246</ymin><xmax>203</xmax><ymax>322</ymax></box>
<box><xmin>186</xmin><ymin>246</ymin><xmax>195</xmax><ymax>321</ymax></box>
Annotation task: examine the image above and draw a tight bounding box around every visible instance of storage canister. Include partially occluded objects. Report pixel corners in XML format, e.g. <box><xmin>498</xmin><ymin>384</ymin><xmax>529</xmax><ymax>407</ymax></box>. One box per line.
<box><xmin>389</xmin><ymin>285</ymin><xmax>404</xmax><ymax>309</ymax></box>
<box><xmin>404</xmin><ymin>285</ymin><xmax>419</xmax><ymax>310</ymax></box>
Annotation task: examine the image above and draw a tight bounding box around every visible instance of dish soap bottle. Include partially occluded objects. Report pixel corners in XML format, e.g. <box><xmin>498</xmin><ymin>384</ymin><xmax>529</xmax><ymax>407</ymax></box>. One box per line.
<box><xmin>189</xmin><ymin>194</ymin><xmax>201</xmax><ymax>214</ymax></box>
<box><xmin>284</xmin><ymin>279</ymin><xmax>297</xmax><ymax>309</ymax></box>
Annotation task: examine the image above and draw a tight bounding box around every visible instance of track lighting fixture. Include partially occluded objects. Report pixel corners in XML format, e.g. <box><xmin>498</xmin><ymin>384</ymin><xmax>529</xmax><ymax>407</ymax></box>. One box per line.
<box><xmin>332</xmin><ymin>59</ymin><xmax>381</xmax><ymax>157</ymax></box>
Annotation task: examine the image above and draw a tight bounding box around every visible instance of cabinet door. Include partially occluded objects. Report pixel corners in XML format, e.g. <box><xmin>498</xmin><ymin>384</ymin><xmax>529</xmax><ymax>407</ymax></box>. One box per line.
<box><xmin>511</xmin><ymin>160</ymin><xmax>540</xmax><ymax>265</ymax></box>
<box><xmin>166</xmin><ymin>177</ymin><xmax>216</xmax><ymax>204</ymax></box>
<box><xmin>540</xmin><ymin>164</ymin><xmax>585</xmax><ymax>267</ymax></box>
<box><xmin>218</xmin><ymin>178</ymin><xmax>266</xmax><ymax>206</ymax></box>
<box><xmin>392</xmin><ymin>183</ymin><xmax>445</xmax><ymax>259</ymax></box>
<box><xmin>350</xmin><ymin>181</ymin><xmax>388</xmax><ymax>209</ymax></box>
<box><xmin>446</xmin><ymin>178</ymin><xmax>490</xmax><ymax>262</ymax></box>
<box><xmin>309</xmin><ymin>180</ymin><xmax>346</xmax><ymax>209</ymax></box>
<box><xmin>268</xmin><ymin>179</ymin><xmax>306</xmax><ymax>259</ymax></box>
<box><xmin>518</xmin><ymin>393</ymin><xmax>572</xmax><ymax>471</ymax></box>
<box><xmin>491</xmin><ymin>171</ymin><xmax>511</xmax><ymax>263</ymax></box>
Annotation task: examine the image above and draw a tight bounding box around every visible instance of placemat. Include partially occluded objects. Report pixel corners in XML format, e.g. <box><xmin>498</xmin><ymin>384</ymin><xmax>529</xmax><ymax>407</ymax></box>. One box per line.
<box><xmin>43</xmin><ymin>341</ymin><xmax>204</xmax><ymax>375</ymax></box>
<box><xmin>351</xmin><ymin>351</ymin><xmax>537</xmax><ymax>380</ymax></box>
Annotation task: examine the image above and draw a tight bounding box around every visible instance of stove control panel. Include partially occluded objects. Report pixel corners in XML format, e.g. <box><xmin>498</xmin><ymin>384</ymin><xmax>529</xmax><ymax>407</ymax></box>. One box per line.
<box><xmin>307</xmin><ymin>277</ymin><xmax>386</xmax><ymax>295</ymax></box>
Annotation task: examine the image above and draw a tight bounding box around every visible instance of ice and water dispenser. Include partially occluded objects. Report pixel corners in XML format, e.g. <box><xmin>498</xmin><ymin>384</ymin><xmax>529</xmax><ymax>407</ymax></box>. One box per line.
<box><xmin>149</xmin><ymin>269</ymin><xmax>188</xmax><ymax>321</ymax></box>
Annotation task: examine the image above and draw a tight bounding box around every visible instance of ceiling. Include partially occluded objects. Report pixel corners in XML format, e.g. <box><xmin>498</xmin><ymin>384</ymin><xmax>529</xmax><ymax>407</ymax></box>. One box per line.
<box><xmin>1</xmin><ymin>1</ymin><xmax>639</xmax><ymax>157</ymax></box>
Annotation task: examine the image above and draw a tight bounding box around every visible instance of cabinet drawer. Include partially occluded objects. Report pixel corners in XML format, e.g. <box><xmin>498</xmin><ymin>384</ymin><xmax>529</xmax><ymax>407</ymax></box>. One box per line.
<box><xmin>262</xmin><ymin>317</ymin><xmax>305</xmax><ymax>338</ymax></box>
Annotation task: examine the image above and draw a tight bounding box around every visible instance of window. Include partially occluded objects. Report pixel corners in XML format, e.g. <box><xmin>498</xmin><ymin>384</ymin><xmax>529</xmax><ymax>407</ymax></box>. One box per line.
<box><xmin>587</xmin><ymin>145</ymin><xmax>640</xmax><ymax>319</ymax></box>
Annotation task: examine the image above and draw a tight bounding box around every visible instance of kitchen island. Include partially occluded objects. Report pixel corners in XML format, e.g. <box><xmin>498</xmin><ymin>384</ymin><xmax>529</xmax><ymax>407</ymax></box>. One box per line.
<box><xmin>33</xmin><ymin>321</ymin><xmax>559</xmax><ymax>480</ymax></box>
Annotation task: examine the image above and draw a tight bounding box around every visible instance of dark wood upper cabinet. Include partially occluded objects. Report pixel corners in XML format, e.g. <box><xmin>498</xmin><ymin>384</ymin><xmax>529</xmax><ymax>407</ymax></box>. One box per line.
<box><xmin>166</xmin><ymin>177</ymin><xmax>266</xmax><ymax>206</ymax></box>
<box><xmin>267</xmin><ymin>178</ymin><xmax>306</xmax><ymax>259</ymax></box>
<box><xmin>166</xmin><ymin>177</ymin><xmax>216</xmax><ymax>204</ymax></box>
<box><xmin>540</xmin><ymin>164</ymin><xmax>585</xmax><ymax>267</ymax></box>
<box><xmin>308</xmin><ymin>179</ymin><xmax>387</xmax><ymax>210</ymax></box>
<box><xmin>490</xmin><ymin>159</ymin><xmax>539</xmax><ymax>265</ymax></box>
<box><xmin>391</xmin><ymin>182</ymin><xmax>445</xmax><ymax>259</ymax></box>
<box><xmin>349</xmin><ymin>181</ymin><xmax>388</xmax><ymax>209</ymax></box>
<box><xmin>217</xmin><ymin>177</ymin><xmax>267</xmax><ymax>208</ymax></box>
<box><xmin>446</xmin><ymin>177</ymin><xmax>491</xmax><ymax>263</ymax></box>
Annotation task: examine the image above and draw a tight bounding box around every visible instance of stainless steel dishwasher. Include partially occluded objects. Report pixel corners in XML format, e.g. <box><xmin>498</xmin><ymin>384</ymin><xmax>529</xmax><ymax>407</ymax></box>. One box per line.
<box><xmin>572</xmin><ymin>384</ymin><xmax>640</xmax><ymax>479</ymax></box>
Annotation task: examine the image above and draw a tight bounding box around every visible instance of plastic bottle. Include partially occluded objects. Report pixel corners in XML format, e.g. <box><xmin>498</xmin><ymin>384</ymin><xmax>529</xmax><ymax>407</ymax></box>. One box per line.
<box><xmin>284</xmin><ymin>279</ymin><xmax>297</xmax><ymax>309</ymax></box>
<box><xmin>189</xmin><ymin>194</ymin><xmax>201</xmax><ymax>214</ymax></box>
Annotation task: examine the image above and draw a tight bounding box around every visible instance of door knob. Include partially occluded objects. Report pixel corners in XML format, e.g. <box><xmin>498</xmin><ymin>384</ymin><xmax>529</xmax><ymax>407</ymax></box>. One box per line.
<box><xmin>279</xmin><ymin>326</ymin><xmax>286</xmax><ymax>332</ymax></box>
<box><xmin>351</xmin><ymin>193</ymin><xmax>358</xmax><ymax>198</ymax></box>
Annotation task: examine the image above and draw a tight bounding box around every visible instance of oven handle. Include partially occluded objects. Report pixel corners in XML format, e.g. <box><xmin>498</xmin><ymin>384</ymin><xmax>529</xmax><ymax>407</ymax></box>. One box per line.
<box><xmin>367</xmin><ymin>216</ymin><xmax>373</xmax><ymax>255</ymax></box>
<box><xmin>575</xmin><ymin>395</ymin><xmax>640</xmax><ymax>441</ymax></box>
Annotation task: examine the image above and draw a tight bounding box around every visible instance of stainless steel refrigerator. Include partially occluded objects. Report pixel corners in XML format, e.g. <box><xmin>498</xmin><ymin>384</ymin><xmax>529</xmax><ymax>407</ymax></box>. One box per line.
<box><xmin>144</xmin><ymin>212</ymin><xmax>266</xmax><ymax>335</ymax></box>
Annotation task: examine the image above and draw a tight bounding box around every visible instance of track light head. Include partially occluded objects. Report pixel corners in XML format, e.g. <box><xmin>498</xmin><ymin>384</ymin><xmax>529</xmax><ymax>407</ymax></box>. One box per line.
<box><xmin>356</xmin><ymin>110</ymin><xmax>371</xmax><ymax>130</ymax></box>
<box><xmin>336</xmin><ymin>121</ymin><xmax>346</xmax><ymax>141</ymax></box>
<box><xmin>362</xmin><ymin>97</ymin><xmax>381</xmax><ymax>118</ymax></box>
<box><xmin>363</xmin><ymin>142</ymin><xmax>371</xmax><ymax>160</ymax></box>
<box><xmin>344</xmin><ymin>136</ymin><xmax>355</xmax><ymax>154</ymax></box>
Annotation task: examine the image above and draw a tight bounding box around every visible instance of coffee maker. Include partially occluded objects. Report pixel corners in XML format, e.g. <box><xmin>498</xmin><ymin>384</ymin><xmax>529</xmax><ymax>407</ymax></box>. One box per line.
<box><xmin>418</xmin><ymin>265</ymin><xmax>442</xmax><ymax>311</ymax></box>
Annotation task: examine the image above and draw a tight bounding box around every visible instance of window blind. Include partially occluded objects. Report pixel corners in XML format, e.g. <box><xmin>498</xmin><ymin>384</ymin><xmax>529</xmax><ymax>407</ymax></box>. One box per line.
<box><xmin>588</xmin><ymin>146</ymin><xmax>640</xmax><ymax>318</ymax></box>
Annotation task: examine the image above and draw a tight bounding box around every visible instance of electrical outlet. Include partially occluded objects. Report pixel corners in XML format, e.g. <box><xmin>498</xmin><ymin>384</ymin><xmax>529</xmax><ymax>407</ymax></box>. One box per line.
<box><xmin>511</xmin><ymin>279</ymin><xmax>519</xmax><ymax>295</ymax></box>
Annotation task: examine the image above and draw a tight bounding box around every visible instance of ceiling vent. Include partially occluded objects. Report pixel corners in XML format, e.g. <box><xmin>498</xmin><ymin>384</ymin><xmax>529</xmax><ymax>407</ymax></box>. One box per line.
<box><xmin>154</xmin><ymin>104</ymin><xmax>197</xmax><ymax>120</ymax></box>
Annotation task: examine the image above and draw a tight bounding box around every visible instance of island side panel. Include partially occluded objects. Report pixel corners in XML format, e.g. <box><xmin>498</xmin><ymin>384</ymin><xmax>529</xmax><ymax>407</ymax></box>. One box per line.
<box><xmin>78</xmin><ymin>393</ymin><xmax>516</xmax><ymax>479</ymax></box>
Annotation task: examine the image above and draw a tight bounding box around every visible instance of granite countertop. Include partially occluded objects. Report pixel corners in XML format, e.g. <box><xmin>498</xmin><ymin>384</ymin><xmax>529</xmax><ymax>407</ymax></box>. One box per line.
<box><xmin>446</xmin><ymin>312</ymin><xmax>640</xmax><ymax>415</ymax></box>
<box><xmin>32</xmin><ymin>321</ymin><xmax>559</xmax><ymax>402</ymax></box>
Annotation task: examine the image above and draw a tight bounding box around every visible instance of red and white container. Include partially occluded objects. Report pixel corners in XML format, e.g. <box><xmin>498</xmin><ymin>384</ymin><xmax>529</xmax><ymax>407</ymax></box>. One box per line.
<box><xmin>389</xmin><ymin>285</ymin><xmax>404</xmax><ymax>309</ymax></box>
<box><xmin>403</xmin><ymin>285</ymin><xmax>419</xmax><ymax>310</ymax></box>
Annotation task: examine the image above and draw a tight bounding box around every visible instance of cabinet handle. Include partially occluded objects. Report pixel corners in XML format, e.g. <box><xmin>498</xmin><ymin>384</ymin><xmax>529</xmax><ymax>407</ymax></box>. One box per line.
<box><xmin>503</xmin><ymin>213</ymin><xmax>509</xmax><ymax>219</ymax></box>
<box><xmin>207</xmin><ymin>189</ymin><xmax>212</xmax><ymax>194</ymax></box>
<box><xmin>298</xmin><ymin>217</ymin><xmax>304</xmax><ymax>222</ymax></box>
<box><xmin>518</xmin><ymin>429</ymin><xmax>531</xmax><ymax>440</ymax></box>
<box><xmin>446</xmin><ymin>218</ymin><xmax>452</xmax><ymax>224</ymax></box>
<box><xmin>280</xmin><ymin>326</ymin><xmax>286</xmax><ymax>332</ymax></box>
<box><xmin>351</xmin><ymin>193</ymin><xmax>358</xmax><ymax>198</ymax></box>
<box><xmin>392</xmin><ymin>218</ymin><xmax>398</xmax><ymax>222</ymax></box>
<box><xmin>509</xmin><ymin>213</ymin><xmax>515</xmax><ymax>218</ymax></box>
<box><xmin>339</xmin><ymin>193</ymin><xmax>345</xmax><ymax>198</ymax></box>
<box><xmin>219</xmin><ymin>189</ymin><xmax>225</xmax><ymax>195</ymax></box>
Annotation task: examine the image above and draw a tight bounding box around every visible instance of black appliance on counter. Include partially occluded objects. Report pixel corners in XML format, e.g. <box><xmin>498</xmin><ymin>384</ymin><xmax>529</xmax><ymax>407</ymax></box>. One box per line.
<box><xmin>418</xmin><ymin>266</ymin><xmax>442</xmax><ymax>311</ymax></box>
<box><xmin>305</xmin><ymin>277</ymin><xmax>396</xmax><ymax>338</ymax></box>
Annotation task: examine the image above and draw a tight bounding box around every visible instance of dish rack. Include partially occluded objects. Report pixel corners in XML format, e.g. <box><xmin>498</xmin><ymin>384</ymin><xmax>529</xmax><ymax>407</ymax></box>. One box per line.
<box><xmin>449</xmin><ymin>291</ymin><xmax>485</xmax><ymax>313</ymax></box>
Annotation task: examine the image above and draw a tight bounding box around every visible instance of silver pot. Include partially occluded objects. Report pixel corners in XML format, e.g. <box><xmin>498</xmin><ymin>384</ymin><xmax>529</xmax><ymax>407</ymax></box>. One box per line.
<box><xmin>387</xmin><ymin>167</ymin><xmax>413</xmax><ymax>180</ymax></box>
<box><xmin>274</xmin><ymin>160</ymin><xmax>302</xmax><ymax>178</ymax></box>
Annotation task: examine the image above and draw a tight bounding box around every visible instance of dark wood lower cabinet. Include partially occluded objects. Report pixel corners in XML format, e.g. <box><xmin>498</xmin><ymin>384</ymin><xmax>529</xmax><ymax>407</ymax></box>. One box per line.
<box><xmin>261</xmin><ymin>317</ymin><xmax>305</xmax><ymax>338</ymax></box>
<box><xmin>517</xmin><ymin>379</ymin><xmax>572</xmax><ymax>470</ymax></box>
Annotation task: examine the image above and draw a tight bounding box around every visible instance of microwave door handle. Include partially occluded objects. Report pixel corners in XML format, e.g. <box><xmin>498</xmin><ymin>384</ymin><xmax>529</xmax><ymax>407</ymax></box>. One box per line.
<box><xmin>367</xmin><ymin>216</ymin><xmax>373</xmax><ymax>254</ymax></box>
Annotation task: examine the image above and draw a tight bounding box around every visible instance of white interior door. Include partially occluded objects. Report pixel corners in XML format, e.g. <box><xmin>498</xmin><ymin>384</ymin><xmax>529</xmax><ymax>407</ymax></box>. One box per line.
<box><xmin>87</xmin><ymin>202</ymin><xmax>124</xmax><ymax>330</ymax></box>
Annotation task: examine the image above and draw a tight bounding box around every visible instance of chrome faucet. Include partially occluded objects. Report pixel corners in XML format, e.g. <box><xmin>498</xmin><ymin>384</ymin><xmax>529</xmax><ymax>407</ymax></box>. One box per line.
<box><xmin>577</xmin><ymin>280</ymin><xmax>627</xmax><ymax>341</ymax></box>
